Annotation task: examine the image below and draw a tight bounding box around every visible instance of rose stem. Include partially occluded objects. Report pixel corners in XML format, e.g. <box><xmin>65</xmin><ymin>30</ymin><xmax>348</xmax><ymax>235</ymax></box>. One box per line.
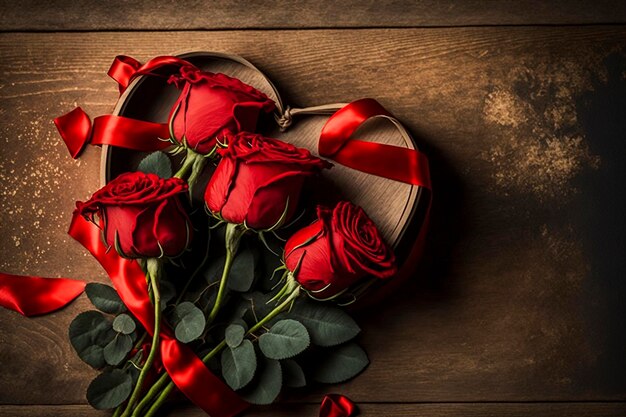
<box><xmin>141</xmin><ymin>287</ymin><xmax>302</xmax><ymax>417</ymax></box>
<box><xmin>120</xmin><ymin>258</ymin><xmax>162</xmax><ymax>417</ymax></box>
<box><xmin>173</xmin><ymin>149</ymin><xmax>198</xmax><ymax>179</ymax></box>
<box><xmin>206</xmin><ymin>222</ymin><xmax>244</xmax><ymax>325</ymax></box>
<box><xmin>185</xmin><ymin>153</ymin><xmax>208</xmax><ymax>197</ymax></box>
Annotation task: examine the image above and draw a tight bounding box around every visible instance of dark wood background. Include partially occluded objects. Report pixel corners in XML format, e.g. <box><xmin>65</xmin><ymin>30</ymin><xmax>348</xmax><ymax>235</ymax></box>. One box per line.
<box><xmin>1</xmin><ymin>1</ymin><xmax>626</xmax><ymax>416</ymax></box>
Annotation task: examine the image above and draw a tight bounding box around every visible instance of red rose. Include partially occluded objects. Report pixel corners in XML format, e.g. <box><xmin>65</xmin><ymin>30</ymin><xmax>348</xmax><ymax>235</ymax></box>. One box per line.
<box><xmin>76</xmin><ymin>172</ymin><xmax>192</xmax><ymax>259</ymax></box>
<box><xmin>284</xmin><ymin>201</ymin><xmax>396</xmax><ymax>298</ymax></box>
<box><xmin>204</xmin><ymin>132</ymin><xmax>331</xmax><ymax>230</ymax></box>
<box><xmin>168</xmin><ymin>66</ymin><xmax>275</xmax><ymax>155</ymax></box>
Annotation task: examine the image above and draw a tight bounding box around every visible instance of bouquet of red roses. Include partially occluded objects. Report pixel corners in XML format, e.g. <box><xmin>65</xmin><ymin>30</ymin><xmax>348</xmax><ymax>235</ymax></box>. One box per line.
<box><xmin>0</xmin><ymin>53</ymin><xmax>430</xmax><ymax>417</ymax></box>
<box><xmin>67</xmin><ymin>64</ymin><xmax>397</xmax><ymax>417</ymax></box>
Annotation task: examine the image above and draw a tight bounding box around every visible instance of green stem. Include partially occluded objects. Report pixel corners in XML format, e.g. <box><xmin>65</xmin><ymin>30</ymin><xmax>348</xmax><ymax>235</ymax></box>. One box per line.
<box><xmin>143</xmin><ymin>287</ymin><xmax>302</xmax><ymax>417</ymax></box>
<box><xmin>112</xmin><ymin>404</ymin><xmax>124</xmax><ymax>417</ymax></box>
<box><xmin>173</xmin><ymin>151</ymin><xmax>195</xmax><ymax>179</ymax></box>
<box><xmin>120</xmin><ymin>258</ymin><xmax>162</xmax><ymax>417</ymax></box>
<box><xmin>206</xmin><ymin>223</ymin><xmax>245</xmax><ymax>325</ymax></box>
<box><xmin>186</xmin><ymin>153</ymin><xmax>209</xmax><ymax>197</ymax></box>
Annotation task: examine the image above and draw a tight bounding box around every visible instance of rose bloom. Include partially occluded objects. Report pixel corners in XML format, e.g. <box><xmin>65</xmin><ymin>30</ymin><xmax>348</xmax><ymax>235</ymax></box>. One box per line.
<box><xmin>204</xmin><ymin>132</ymin><xmax>331</xmax><ymax>230</ymax></box>
<box><xmin>168</xmin><ymin>66</ymin><xmax>275</xmax><ymax>155</ymax></box>
<box><xmin>76</xmin><ymin>172</ymin><xmax>192</xmax><ymax>258</ymax></box>
<box><xmin>284</xmin><ymin>201</ymin><xmax>396</xmax><ymax>298</ymax></box>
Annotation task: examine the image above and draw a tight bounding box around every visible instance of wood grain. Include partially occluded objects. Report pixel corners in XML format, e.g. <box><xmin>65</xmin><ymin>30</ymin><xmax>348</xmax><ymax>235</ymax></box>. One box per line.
<box><xmin>2</xmin><ymin>403</ymin><xmax>626</xmax><ymax>417</ymax></box>
<box><xmin>0</xmin><ymin>27</ymin><xmax>625</xmax><ymax>411</ymax></box>
<box><xmin>1</xmin><ymin>0</ymin><xmax>626</xmax><ymax>31</ymax></box>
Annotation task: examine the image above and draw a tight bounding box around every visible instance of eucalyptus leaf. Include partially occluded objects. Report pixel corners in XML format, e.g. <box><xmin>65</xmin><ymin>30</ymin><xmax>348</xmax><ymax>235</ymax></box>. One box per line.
<box><xmin>85</xmin><ymin>283</ymin><xmax>126</xmax><ymax>314</ymax></box>
<box><xmin>286</xmin><ymin>302</ymin><xmax>360</xmax><ymax>347</ymax></box>
<box><xmin>311</xmin><ymin>342</ymin><xmax>369</xmax><ymax>384</ymax></box>
<box><xmin>69</xmin><ymin>311</ymin><xmax>114</xmax><ymax>368</ymax></box>
<box><xmin>137</xmin><ymin>151</ymin><xmax>172</xmax><ymax>178</ymax></box>
<box><xmin>174</xmin><ymin>302</ymin><xmax>206</xmax><ymax>343</ymax></box>
<box><xmin>240</xmin><ymin>357</ymin><xmax>282</xmax><ymax>405</ymax></box>
<box><xmin>159</xmin><ymin>279</ymin><xmax>177</xmax><ymax>310</ymax></box>
<box><xmin>103</xmin><ymin>333</ymin><xmax>133</xmax><ymax>366</ymax></box>
<box><xmin>225</xmin><ymin>324</ymin><xmax>246</xmax><ymax>349</ymax></box>
<box><xmin>204</xmin><ymin>255</ymin><xmax>225</xmax><ymax>285</ymax></box>
<box><xmin>282</xmin><ymin>359</ymin><xmax>306</xmax><ymax>388</ymax></box>
<box><xmin>112</xmin><ymin>314</ymin><xmax>136</xmax><ymax>335</ymax></box>
<box><xmin>86</xmin><ymin>369</ymin><xmax>133</xmax><ymax>410</ymax></box>
<box><xmin>228</xmin><ymin>247</ymin><xmax>255</xmax><ymax>292</ymax></box>
<box><xmin>259</xmin><ymin>319</ymin><xmax>310</xmax><ymax>360</ymax></box>
<box><xmin>221</xmin><ymin>339</ymin><xmax>256</xmax><ymax>390</ymax></box>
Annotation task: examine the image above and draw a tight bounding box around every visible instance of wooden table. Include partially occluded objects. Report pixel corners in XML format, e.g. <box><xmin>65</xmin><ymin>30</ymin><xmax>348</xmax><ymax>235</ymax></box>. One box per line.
<box><xmin>1</xmin><ymin>1</ymin><xmax>625</xmax><ymax>416</ymax></box>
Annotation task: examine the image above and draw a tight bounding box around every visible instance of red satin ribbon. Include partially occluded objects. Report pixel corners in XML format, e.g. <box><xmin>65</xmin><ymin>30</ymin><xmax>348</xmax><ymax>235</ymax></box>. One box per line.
<box><xmin>0</xmin><ymin>272</ymin><xmax>85</xmax><ymax>316</ymax></box>
<box><xmin>54</xmin><ymin>107</ymin><xmax>171</xmax><ymax>159</ymax></box>
<box><xmin>55</xmin><ymin>55</ymin><xmax>197</xmax><ymax>159</ymax></box>
<box><xmin>319</xmin><ymin>98</ymin><xmax>431</xmax><ymax>188</ymax></box>
<box><xmin>68</xmin><ymin>212</ymin><xmax>248</xmax><ymax>417</ymax></box>
<box><xmin>320</xmin><ymin>394</ymin><xmax>358</xmax><ymax>417</ymax></box>
<box><xmin>108</xmin><ymin>55</ymin><xmax>198</xmax><ymax>94</ymax></box>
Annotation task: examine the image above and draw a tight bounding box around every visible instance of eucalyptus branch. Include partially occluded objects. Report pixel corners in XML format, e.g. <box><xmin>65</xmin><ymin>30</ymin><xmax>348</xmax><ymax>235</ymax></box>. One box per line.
<box><xmin>140</xmin><ymin>287</ymin><xmax>302</xmax><ymax>417</ymax></box>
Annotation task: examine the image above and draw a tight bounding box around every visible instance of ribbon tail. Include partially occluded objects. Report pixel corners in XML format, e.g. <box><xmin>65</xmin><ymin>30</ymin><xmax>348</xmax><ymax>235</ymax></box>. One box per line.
<box><xmin>320</xmin><ymin>394</ymin><xmax>358</xmax><ymax>417</ymax></box>
<box><xmin>0</xmin><ymin>272</ymin><xmax>85</xmax><ymax>316</ymax></box>
<box><xmin>54</xmin><ymin>107</ymin><xmax>93</xmax><ymax>159</ymax></box>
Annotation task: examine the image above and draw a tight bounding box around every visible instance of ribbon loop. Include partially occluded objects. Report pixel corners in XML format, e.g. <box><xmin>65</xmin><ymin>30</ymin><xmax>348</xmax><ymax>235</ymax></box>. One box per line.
<box><xmin>109</xmin><ymin>55</ymin><xmax>199</xmax><ymax>95</ymax></box>
<box><xmin>108</xmin><ymin>55</ymin><xmax>142</xmax><ymax>93</ymax></box>
<box><xmin>319</xmin><ymin>98</ymin><xmax>431</xmax><ymax>189</ymax></box>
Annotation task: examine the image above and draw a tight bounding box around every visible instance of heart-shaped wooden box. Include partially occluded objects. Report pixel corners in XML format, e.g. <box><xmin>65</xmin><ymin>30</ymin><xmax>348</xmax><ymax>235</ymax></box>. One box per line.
<box><xmin>101</xmin><ymin>52</ymin><xmax>430</xmax><ymax>301</ymax></box>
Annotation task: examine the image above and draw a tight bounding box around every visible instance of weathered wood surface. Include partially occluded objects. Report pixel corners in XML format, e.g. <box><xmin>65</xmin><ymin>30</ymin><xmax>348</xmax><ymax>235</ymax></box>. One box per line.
<box><xmin>1</xmin><ymin>0</ymin><xmax>626</xmax><ymax>30</ymax></box>
<box><xmin>0</xmin><ymin>25</ymin><xmax>625</xmax><ymax>415</ymax></box>
<box><xmin>2</xmin><ymin>403</ymin><xmax>626</xmax><ymax>417</ymax></box>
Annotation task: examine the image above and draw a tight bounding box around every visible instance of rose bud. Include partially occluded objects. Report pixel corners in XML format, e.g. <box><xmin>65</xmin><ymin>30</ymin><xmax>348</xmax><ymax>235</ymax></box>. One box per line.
<box><xmin>76</xmin><ymin>172</ymin><xmax>192</xmax><ymax>259</ymax></box>
<box><xmin>204</xmin><ymin>132</ymin><xmax>332</xmax><ymax>230</ymax></box>
<box><xmin>168</xmin><ymin>66</ymin><xmax>275</xmax><ymax>155</ymax></box>
<box><xmin>283</xmin><ymin>201</ymin><xmax>397</xmax><ymax>299</ymax></box>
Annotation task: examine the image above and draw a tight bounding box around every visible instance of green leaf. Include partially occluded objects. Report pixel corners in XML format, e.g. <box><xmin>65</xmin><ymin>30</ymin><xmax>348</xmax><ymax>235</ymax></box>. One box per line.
<box><xmin>112</xmin><ymin>314</ymin><xmax>136</xmax><ymax>335</ymax></box>
<box><xmin>159</xmin><ymin>279</ymin><xmax>177</xmax><ymax>311</ymax></box>
<box><xmin>259</xmin><ymin>319</ymin><xmax>310</xmax><ymax>360</ymax></box>
<box><xmin>85</xmin><ymin>283</ymin><xmax>126</xmax><ymax>314</ymax></box>
<box><xmin>137</xmin><ymin>151</ymin><xmax>172</xmax><ymax>178</ymax></box>
<box><xmin>69</xmin><ymin>311</ymin><xmax>114</xmax><ymax>368</ymax></box>
<box><xmin>86</xmin><ymin>369</ymin><xmax>133</xmax><ymax>410</ymax></box>
<box><xmin>228</xmin><ymin>247</ymin><xmax>255</xmax><ymax>292</ymax></box>
<box><xmin>286</xmin><ymin>301</ymin><xmax>360</xmax><ymax>347</ymax></box>
<box><xmin>225</xmin><ymin>324</ymin><xmax>246</xmax><ymax>349</ymax></box>
<box><xmin>282</xmin><ymin>359</ymin><xmax>306</xmax><ymax>388</ymax></box>
<box><xmin>221</xmin><ymin>339</ymin><xmax>256</xmax><ymax>390</ymax></box>
<box><xmin>103</xmin><ymin>333</ymin><xmax>133</xmax><ymax>366</ymax></box>
<box><xmin>240</xmin><ymin>357</ymin><xmax>282</xmax><ymax>405</ymax></box>
<box><xmin>174</xmin><ymin>302</ymin><xmax>206</xmax><ymax>343</ymax></box>
<box><xmin>204</xmin><ymin>255</ymin><xmax>225</xmax><ymax>285</ymax></box>
<box><xmin>311</xmin><ymin>342</ymin><xmax>369</xmax><ymax>384</ymax></box>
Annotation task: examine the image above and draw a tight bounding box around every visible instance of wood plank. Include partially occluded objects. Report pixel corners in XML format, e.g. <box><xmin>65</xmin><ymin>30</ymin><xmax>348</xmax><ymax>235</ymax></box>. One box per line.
<box><xmin>1</xmin><ymin>1</ymin><xmax>626</xmax><ymax>31</ymax></box>
<box><xmin>2</xmin><ymin>403</ymin><xmax>626</xmax><ymax>417</ymax></box>
<box><xmin>0</xmin><ymin>27</ymin><xmax>625</xmax><ymax>406</ymax></box>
